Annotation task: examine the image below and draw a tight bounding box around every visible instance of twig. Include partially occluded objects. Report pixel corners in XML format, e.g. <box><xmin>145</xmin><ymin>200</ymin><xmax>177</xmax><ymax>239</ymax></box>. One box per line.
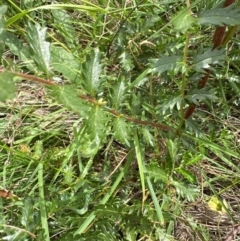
<box><xmin>224</xmin><ymin>223</ymin><xmax>240</xmax><ymax>241</ymax></box>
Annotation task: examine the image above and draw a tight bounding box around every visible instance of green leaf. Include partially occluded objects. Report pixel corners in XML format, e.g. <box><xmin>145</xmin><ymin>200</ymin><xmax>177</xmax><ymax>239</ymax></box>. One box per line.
<box><xmin>113</xmin><ymin>117</ymin><xmax>130</xmax><ymax>146</ymax></box>
<box><xmin>166</xmin><ymin>139</ymin><xmax>178</xmax><ymax>163</ymax></box>
<box><xmin>173</xmin><ymin>11</ymin><xmax>196</xmax><ymax>33</ymax></box>
<box><xmin>162</xmin><ymin>96</ymin><xmax>183</xmax><ymax>114</ymax></box>
<box><xmin>193</xmin><ymin>48</ymin><xmax>226</xmax><ymax>71</ymax></box>
<box><xmin>0</xmin><ymin>5</ymin><xmax>7</xmax><ymax>16</ymax></box>
<box><xmin>199</xmin><ymin>4</ymin><xmax>240</xmax><ymax>26</ymax></box>
<box><xmin>78</xmin><ymin>132</ymin><xmax>101</xmax><ymax>158</ymax></box>
<box><xmin>51</xmin><ymin>46</ymin><xmax>80</xmax><ymax>82</ymax></box>
<box><xmin>5</xmin><ymin>4</ymin><xmax>107</xmax><ymax>27</ymax></box>
<box><xmin>4</xmin><ymin>32</ymin><xmax>35</xmax><ymax>71</ymax></box>
<box><xmin>51</xmin><ymin>9</ymin><xmax>78</xmax><ymax>48</ymax></box>
<box><xmin>86</xmin><ymin>106</ymin><xmax>109</xmax><ymax>140</ymax></box>
<box><xmin>146</xmin><ymin>161</ymin><xmax>168</xmax><ymax>183</ymax></box>
<box><xmin>0</xmin><ymin>71</ymin><xmax>16</xmax><ymax>101</ymax></box>
<box><xmin>128</xmin><ymin>69</ymin><xmax>150</xmax><ymax>89</ymax></box>
<box><xmin>50</xmin><ymin>85</ymin><xmax>91</xmax><ymax>117</ymax></box>
<box><xmin>185</xmin><ymin>88</ymin><xmax>218</xmax><ymax>105</ymax></box>
<box><xmin>133</xmin><ymin>130</ymin><xmax>146</xmax><ymax>203</ymax></box>
<box><xmin>119</xmin><ymin>51</ymin><xmax>134</xmax><ymax>71</ymax></box>
<box><xmin>171</xmin><ymin>180</ymin><xmax>199</xmax><ymax>201</ymax></box>
<box><xmin>175</xmin><ymin>168</ymin><xmax>197</xmax><ymax>183</ymax></box>
<box><xmin>150</xmin><ymin>55</ymin><xmax>181</xmax><ymax>75</ymax></box>
<box><xmin>141</xmin><ymin>127</ymin><xmax>155</xmax><ymax>147</ymax></box>
<box><xmin>26</xmin><ymin>23</ymin><xmax>51</xmax><ymax>73</ymax></box>
<box><xmin>0</xmin><ymin>5</ymin><xmax>7</xmax><ymax>35</ymax></box>
<box><xmin>81</xmin><ymin>48</ymin><xmax>103</xmax><ymax>95</ymax></box>
<box><xmin>32</xmin><ymin>3</ymin><xmax>107</xmax><ymax>13</ymax></box>
<box><xmin>183</xmin><ymin>132</ymin><xmax>240</xmax><ymax>161</ymax></box>
<box><xmin>112</xmin><ymin>78</ymin><xmax>127</xmax><ymax>109</ymax></box>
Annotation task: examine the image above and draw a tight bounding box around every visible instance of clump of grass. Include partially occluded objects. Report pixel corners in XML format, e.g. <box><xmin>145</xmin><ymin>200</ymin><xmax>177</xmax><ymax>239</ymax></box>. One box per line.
<box><xmin>1</xmin><ymin>0</ymin><xmax>240</xmax><ymax>240</ymax></box>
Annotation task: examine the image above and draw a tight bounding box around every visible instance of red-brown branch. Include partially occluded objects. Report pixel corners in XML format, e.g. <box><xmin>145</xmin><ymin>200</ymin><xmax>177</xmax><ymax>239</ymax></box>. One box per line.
<box><xmin>184</xmin><ymin>0</ymin><xmax>236</xmax><ymax>120</ymax></box>
<box><xmin>0</xmin><ymin>68</ymin><xmax>175</xmax><ymax>132</ymax></box>
<box><xmin>0</xmin><ymin>68</ymin><xmax>56</xmax><ymax>85</ymax></box>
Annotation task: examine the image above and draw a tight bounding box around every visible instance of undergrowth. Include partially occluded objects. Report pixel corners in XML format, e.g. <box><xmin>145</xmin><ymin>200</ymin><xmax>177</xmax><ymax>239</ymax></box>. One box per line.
<box><xmin>0</xmin><ymin>0</ymin><xmax>240</xmax><ymax>240</ymax></box>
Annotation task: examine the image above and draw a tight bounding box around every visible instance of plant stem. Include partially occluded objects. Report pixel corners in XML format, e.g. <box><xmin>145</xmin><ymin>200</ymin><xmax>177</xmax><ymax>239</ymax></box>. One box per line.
<box><xmin>177</xmin><ymin>33</ymin><xmax>190</xmax><ymax>132</ymax></box>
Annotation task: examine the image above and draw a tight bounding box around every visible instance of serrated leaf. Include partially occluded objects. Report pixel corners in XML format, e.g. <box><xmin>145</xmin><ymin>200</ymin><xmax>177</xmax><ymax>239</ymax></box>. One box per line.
<box><xmin>87</xmin><ymin>106</ymin><xmax>109</xmax><ymax>140</ymax></box>
<box><xmin>113</xmin><ymin>117</ymin><xmax>130</xmax><ymax>146</ymax></box>
<box><xmin>81</xmin><ymin>48</ymin><xmax>103</xmax><ymax>95</ymax></box>
<box><xmin>146</xmin><ymin>161</ymin><xmax>168</xmax><ymax>183</ymax></box>
<box><xmin>112</xmin><ymin>79</ymin><xmax>127</xmax><ymax>109</ymax></box>
<box><xmin>193</xmin><ymin>48</ymin><xmax>226</xmax><ymax>71</ymax></box>
<box><xmin>0</xmin><ymin>71</ymin><xmax>16</xmax><ymax>101</ymax></box>
<box><xmin>199</xmin><ymin>4</ymin><xmax>240</xmax><ymax>26</ymax></box>
<box><xmin>130</xmin><ymin>93</ymin><xmax>143</xmax><ymax>116</ymax></box>
<box><xmin>171</xmin><ymin>180</ymin><xmax>199</xmax><ymax>201</ymax></box>
<box><xmin>78</xmin><ymin>132</ymin><xmax>101</xmax><ymax>158</ymax></box>
<box><xmin>141</xmin><ymin>127</ymin><xmax>155</xmax><ymax>147</ymax></box>
<box><xmin>166</xmin><ymin>139</ymin><xmax>178</xmax><ymax>162</ymax></box>
<box><xmin>51</xmin><ymin>46</ymin><xmax>80</xmax><ymax>82</ymax></box>
<box><xmin>50</xmin><ymin>85</ymin><xmax>91</xmax><ymax>117</ymax></box>
<box><xmin>119</xmin><ymin>51</ymin><xmax>134</xmax><ymax>71</ymax></box>
<box><xmin>185</xmin><ymin>88</ymin><xmax>218</xmax><ymax>105</ymax></box>
<box><xmin>4</xmin><ymin>32</ymin><xmax>35</xmax><ymax>71</ymax></box>
<box><xmin>150</xmin><ymin>55</ymin><xmax>181</xmax><ymax>74</ymax></box>
<box><xmin>162</xmin><ymin>96</ymin><xmax>183</xmax><ymax>114</ymax></box>
<box><xmin>173</xmin><ymin>11</ymin><xmax>196</xmax><ymax>33</ymax></box>
<box><xmin>78</xmin><ymin>107</ymin><xmax>109</xmax><ymax>157</ymax></box>
<box><xmin>175</xmin><ymin>168</ymin><xmax>196</xmax><ymax>183</ymax></box>
<box><xmin>26</xmin><ymin>23</ymin><xmax>51</xmax><ymax>73</ymax></box>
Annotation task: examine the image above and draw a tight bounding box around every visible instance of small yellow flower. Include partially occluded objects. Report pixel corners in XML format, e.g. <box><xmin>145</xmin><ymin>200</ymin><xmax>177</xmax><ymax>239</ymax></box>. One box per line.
<box><xmin>19</xmin><ymin>144</ymin><xmax>31</xmax><ymax>153</ymax></box>
<box><xmin>207</xmin><ymin>196</ymin><xmax>228</xmax><ymax>215</ymax></box>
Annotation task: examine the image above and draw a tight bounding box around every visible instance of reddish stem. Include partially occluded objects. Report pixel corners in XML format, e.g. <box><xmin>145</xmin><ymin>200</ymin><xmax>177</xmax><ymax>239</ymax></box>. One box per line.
<box><xmin>184</xmin><ymin>0</ymin><xmax>236</xmax><ymax>120</ymax></box>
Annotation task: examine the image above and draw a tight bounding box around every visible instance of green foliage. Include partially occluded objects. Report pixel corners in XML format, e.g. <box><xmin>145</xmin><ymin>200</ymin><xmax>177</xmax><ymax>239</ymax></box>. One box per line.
<box><xmin>0</xmin><ymin>5</ymin><xmax>7</xmax><ymax>34</ymax></box>
<box><xmin>51</xmin><ymin>85</ymin><xmax>91</xmax><ymax>117</ymax></box>
<box><xmin>150</xmin><ymin>55</ymin><xmax>182</xmax><ymax>75</ymax></box>
<box><xmin>193</xmin><ymin>48</ymin><xmax>226</xmax><ymax>71</ymax></box>
<box><xmin>26</xmin><ymin>23</ymin><xmax>51</xmax><ymax>73</ymax></box>
<box><xmin>0</xmin><ymin>71</ymin><xmax>16</xmax><ymax>101</ymax></box>
<box><xmin>81</xmin><ymin>48</ymin><xmax>104</xmax><ymax>96</ymax></box>
<box><xmin>113</xmin><ymin>117</ymin><xmax>130</xmax><ymax>146</ymax></box>
<box><xmin>1</xmin><ymin>0</ymin><xmax>240</xmax><ymax>240</ymax></box>
<box><xmin>50</xmin><ymin>46</ymin><xmax>80</xmax><ymax>81</ymax></box>
<box><xmin>199</xmin><ymin>4</ymin><xmax>240</xmax><ymax>26</ymax></box>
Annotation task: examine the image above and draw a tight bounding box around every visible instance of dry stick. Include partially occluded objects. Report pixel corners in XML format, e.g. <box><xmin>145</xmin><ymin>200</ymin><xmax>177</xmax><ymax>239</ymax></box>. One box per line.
<box><xmin>184</xmin><ymin>0</ymin><xmax>236</xmax><ymax>120</ymax></box>
<box><xmin>224</xmin><ymin>224</ymin><xmax>240</xmax><ymax>241</ymax></box>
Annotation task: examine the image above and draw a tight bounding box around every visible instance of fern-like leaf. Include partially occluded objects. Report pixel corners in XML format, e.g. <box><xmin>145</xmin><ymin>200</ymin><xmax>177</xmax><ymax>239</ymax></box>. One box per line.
<box><xmin>150</xmin><ymin>55</ymin><xmax>181</xmax><ymax>75</ymax></box>
<box><xmin>185</xmin><ymin>88</ymin><xmax>218</xmax><ymax>105</ymax></box>
<box><xmin>199</xmin><ymin>4</ymin><xmax>240</xmax><ymax>26</ymax></box>
<box><xmin>193</xmin><ymin>48</ymin><xmax>226</xmax><ymax>72</ymax></box>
